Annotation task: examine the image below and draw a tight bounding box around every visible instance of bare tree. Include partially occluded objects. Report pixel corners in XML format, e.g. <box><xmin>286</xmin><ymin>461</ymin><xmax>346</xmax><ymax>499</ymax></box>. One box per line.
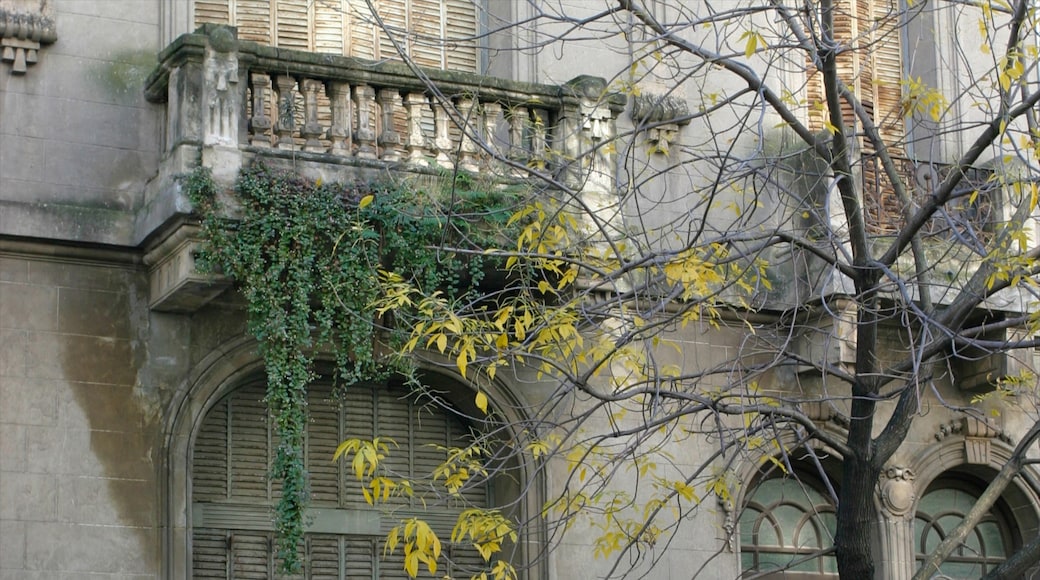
<box><xmin>195</xmin><ymin>0</ymin><xmax>1040</xmax><ymax>577</ymax></box>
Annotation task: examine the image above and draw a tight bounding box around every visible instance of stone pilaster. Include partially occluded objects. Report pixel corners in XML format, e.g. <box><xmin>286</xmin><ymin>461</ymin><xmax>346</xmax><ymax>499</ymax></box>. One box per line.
<box><xmin>200</xmin><ymin>26</ymin><xmax>242</xmax><ymax>182</ymax></box>
<box><xmin>877</xmin><ymin>466</ymin><xmax>917</xmax><ymax>580</ymax></box>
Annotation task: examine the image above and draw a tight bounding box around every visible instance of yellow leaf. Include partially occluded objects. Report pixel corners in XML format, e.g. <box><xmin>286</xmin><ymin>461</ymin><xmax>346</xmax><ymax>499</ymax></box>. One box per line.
<box><xmin>457</xmin><ymin>351</ymin><xmax>468</xmax><ymax>378</ymax></box>
<box><xmin>744</xmin><ymin>32</ymin><xmax>757</xmax><ymax>58</ymax></box>
<box><xmin>475</xmin><ymin>391</ymin><xmax>489</xmax><ymax>414</ymax></box>
<box><xmin>359</xmin><ymin>194</ymin><xmax>375</xmax><ymax>209</ymax></box>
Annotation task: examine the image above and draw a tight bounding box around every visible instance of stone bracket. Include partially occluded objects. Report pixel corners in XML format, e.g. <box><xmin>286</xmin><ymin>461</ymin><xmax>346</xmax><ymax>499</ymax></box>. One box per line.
<box><xmin>631</xmin><ymin>93</ymin><xmax>690</xmax><ymax>156</ymax></box>
<box><xmin>144</xmin><ymin>223</ymin><xmax>231</xmax><ymax>313</ymax></box>
<box><xmin>0</xmin><ymin>0</ymin><xmax>56</xmax><ymax>75</ymax></box>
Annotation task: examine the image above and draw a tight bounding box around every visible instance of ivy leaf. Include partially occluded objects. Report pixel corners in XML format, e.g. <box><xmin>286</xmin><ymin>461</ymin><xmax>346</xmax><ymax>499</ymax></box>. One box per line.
<box><xmin>475</xmin><ymin>391</ymin><xmax>489</xmax><ymax>414</ymax></box>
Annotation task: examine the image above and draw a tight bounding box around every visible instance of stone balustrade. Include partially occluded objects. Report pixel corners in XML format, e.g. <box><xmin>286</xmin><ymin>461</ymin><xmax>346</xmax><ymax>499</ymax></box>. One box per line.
<box><xmin>140</xmin><ymin>24</ymin><xmax>624</xmax><ymax>312</ymax></box>
<box><xmin>145</xmin><ymin>24</ymin><xmax>624</xmax><ymax>185</ymax></box>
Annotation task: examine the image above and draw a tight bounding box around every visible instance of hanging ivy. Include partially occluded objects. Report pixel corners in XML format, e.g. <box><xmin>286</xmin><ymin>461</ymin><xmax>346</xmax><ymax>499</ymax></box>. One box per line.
<box><xmin>184</xmin><ymin>163</ymin><xmax>520</xmax><ymax>572</ymax></box>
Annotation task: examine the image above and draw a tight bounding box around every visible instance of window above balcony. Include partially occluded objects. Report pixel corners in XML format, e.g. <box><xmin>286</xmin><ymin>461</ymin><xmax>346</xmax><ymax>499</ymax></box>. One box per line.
<box><xmin>193</xmin><ymin>0</ymin><xmax>479</xmax><ymax>72</ymax></box>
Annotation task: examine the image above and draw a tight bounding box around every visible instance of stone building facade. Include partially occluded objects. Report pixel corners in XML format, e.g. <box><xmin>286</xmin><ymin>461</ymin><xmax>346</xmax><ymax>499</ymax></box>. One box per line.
<box><xmin>1</xmin><ymin>1</ymin><xmax>1039</xmax><ymax>579</ymax></box>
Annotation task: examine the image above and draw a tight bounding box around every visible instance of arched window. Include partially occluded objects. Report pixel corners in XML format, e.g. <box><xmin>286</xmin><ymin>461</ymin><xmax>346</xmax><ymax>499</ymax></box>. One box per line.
<box><xmin>191</xmin><ymin>379</ymin><xmax>491</xmax><ymax>578</ymax></box>
<box><xmin>914</xmin><ymin>478</ymin><xmax>1015</xmax><ymax>579</ymax></box>
<box><xmin>192</xmin><ymin>0</ymin><xmax>479</xmax><ymax>72</ymax></box>
<box><xmin>739</xmin><ymin>474</ymin><xmax>838</xmax><ymax>579</ymax></box>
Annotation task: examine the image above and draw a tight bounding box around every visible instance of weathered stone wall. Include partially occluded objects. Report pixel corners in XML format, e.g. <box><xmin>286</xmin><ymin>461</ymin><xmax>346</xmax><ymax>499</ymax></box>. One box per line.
<box><xmin>0</xmin><ymin>249</ymin><xmax>159</xmax><ymax>579</ymax></box>
<box><xmin>0</xmin><ymin>0</ymin><xmax>161</xmax><ymax>246</ymax></box>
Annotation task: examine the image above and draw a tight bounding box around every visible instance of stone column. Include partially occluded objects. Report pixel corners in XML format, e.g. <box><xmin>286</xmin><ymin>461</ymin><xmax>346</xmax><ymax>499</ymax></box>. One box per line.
<box><xmin>298</xmin><ymin>78</ymin><xmax>325</xmax><ymax>153</ymax></box>
<box><xmin>273</xmin><ymin>75</ymin><xmax>297</xmax><ymax>150</ymax></box>
<box><xmin>249</xmin><ymin>73</ymin><xmax>273</xmax><ymax>147</ymax></box>
<box><xmin>457</xmin><ymin>97</ymin><xmax>480</xmax><ymax>172</ymax></box>
<box><xmin>433</xmin><ymin>102</ymin><xmax>453</xmax><ymax>168</ymax></box>
<box><xmin>560</xmin><ymin>76</ymin><xmax>621</xmax><ymax>242</ymax></box>
<box><xmin>877</xmin><ymin>467</ymin><xmax>917</xmax><ymax>580</ymax></box>
<box><xmin>377</xmin><ymin>88</ymin><xmax>402</xmax><ymax>162</ymax></box>
<box><xmin>354</xmin><ymin>84</ymin><xmax>378</xmax><ymax>159</ymax></box>
<box><xmin>324</xmin><ymin>80</ymin><xmax>353</xmax><ymax>156</ymax></box>
<box><xmin>482</xmin><ymin>101</ymin><xmax>503</xmax><ymax>169</ymax></box>
<box><xmin>404</xmin><ymin>92</ymin><xmax>430</xmax><ymax>166</ymax></box>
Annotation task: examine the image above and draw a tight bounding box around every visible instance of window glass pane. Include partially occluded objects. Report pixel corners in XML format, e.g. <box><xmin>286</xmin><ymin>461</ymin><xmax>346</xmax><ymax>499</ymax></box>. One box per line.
<box><xmin>914</xmin><ymin>478</ymin><xmax>1014</xmax><ymax>580</ymax></box>
<box><xmin>977</xmin><ymin>521</ymin><xmax>1006</xmax><ymax>556</ymax></box>
<box><xmin>740</xmin><ymin>474</ymin><xmax>836</xmax><ymax>577</ymax></box>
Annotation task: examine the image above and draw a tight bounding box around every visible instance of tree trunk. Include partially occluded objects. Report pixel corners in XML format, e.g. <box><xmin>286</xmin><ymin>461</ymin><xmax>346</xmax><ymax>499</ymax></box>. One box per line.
<box><xmin>835</xmin><ymin>451</ymin><xmax>880</xmax><ymax>578</ymax></box>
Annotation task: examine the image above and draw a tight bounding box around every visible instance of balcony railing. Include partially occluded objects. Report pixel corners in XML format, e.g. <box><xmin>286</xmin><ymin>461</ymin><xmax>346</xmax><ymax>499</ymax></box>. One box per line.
<box><xmin>862</xmin><ymin>154</ymin><xmax>998</xmax><ymax>242</ymax></box>
<box><xmin>141</xmin><ymin>25</ymin><xmax>624</xmax><ymax>312</ymax></box>
<box><xmin>145</xmin><ymin>24</ymin><xmax>624</xmax><ymax>185</ymax></box>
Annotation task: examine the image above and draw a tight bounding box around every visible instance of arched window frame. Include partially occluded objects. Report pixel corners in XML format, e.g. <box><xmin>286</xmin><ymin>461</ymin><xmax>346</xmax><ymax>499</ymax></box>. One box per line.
<box><xmin>159</xmin><ymin>337</ymin><xmax>547</xmax><ymax>580</ymax></box>
<box><xmin>737</xmin><ymin>458</ymin><xmax>841</xmax><ymax>580</ymax></box>
<box><xmin>913</xmin><ymin>475</ymin><xmax>1017</xmax><ymax>579</ymax></box>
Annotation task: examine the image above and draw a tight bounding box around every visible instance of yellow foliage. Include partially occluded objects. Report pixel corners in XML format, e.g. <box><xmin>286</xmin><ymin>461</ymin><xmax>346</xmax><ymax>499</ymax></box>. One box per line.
<box><xmin>451</xmin><ymin>509</ymin><xmax>518</xmax><ymax>562</ymax></box>
<box><xmin>386</xmin><ymin>518</ymin><xmax>442</xmax><ymax>578</ymax></box>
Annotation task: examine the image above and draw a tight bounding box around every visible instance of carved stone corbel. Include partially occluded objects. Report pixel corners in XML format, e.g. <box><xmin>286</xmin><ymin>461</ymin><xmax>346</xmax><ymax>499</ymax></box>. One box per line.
<box><xmin>630</xmin><ymin>93</ymin><xmax>690</xmax><ymax>156</ymax></box>
<box><xmin>963</xmin><ymin>415</ymin><xmax>1003</xmax><ymax>465</ymax></box>
<box><xmin>0</xmin><ymin>0</ymin><xmax>56</xmax><ymax>75</ymax></box>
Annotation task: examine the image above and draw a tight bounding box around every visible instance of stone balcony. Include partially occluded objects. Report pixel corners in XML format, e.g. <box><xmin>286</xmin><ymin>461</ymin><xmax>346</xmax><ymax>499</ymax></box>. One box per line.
<box><xmin>137</xmin><ymin>24</ymin><xmax>624</xmax><ymax>312</ymax></box>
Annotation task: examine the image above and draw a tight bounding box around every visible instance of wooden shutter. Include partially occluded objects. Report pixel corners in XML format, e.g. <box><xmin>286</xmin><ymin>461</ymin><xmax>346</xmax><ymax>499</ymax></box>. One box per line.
<box><xmin>314</xmin><ymin>0</ymin><xmax>347</xmax><ymax>54</ymax></box>
<box><xmin>412</xmin><ymin>0</ymin><xmax>446</xmax><ymax>68</ymax></box>
<box><xmin>445</xmin><ymin>0</ymin><xmax>478</xmax><ymax>71</ymax></box>
<box><xmin>275</xmin><ymin>0</ymin><xmax>311</xmax><ymax>50</ymax></box>
<box><xmin>194</xmin><ymin>0</ymin><xmax>479</xmax><ymax>72</ymax></box>
<box><xmin>194</xmin><ymin>0</ymin><xmax>231</xmax><ymax>26</ymax></box>
<box><xmin>804</xmin><ymin>0</ymin><xmax>904</xmax><ymax>232</ymax></box>
<box><xmin>191</xmin><ymin>380</ymin><xmax>491</xmax><ymax>579</ymax></box>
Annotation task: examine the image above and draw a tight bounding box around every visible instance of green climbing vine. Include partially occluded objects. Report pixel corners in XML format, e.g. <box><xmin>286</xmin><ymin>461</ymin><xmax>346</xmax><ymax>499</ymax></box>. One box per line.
<box><xmin>184</xmin><ymin>162</ymin><xmax>521</xmax><ymax>572</ymax></box>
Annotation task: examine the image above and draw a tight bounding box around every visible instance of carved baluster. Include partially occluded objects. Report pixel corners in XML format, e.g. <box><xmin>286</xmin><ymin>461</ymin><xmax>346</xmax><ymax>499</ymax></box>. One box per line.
<box><xmin>507</xmin><ymin>105</ymin><xmax>530</xmax><ymax>175</ymax></box>
<box><xmin>457</xmin><ymin>97</ymin><xmax>480</xmax><ymax>172</ymax></box>
<box><xmin>481</xmin><ymin>101</ymin><xmax>503</xmax><ymax>167</ymax></box>
<box><xmin>354</xmin><ymin>84</ymin><xmax>378</xmax><ymax>160</ymax></box>
<box><xmin>273</xmin><ymin>75</ymin><xmax>297</xmax><ymax>150</ymax></box>
<box><xmin>404</xmin><ymin>92</ymin><xmax>429</xmax><ymax>166</ymax></box>
<box><xmin>249</xmin><ymin>73</ymin><xmax>273</xmax><ymax>147</ymax></box>
<box><xmin>530</xmin><ymin>108</ymin><xmax>548</xmax><ymax>170</ymax></box>
<box><xmin>298</xmin><ymin>78</ymin><xmax>325</xmax><ymax>153</ymax></box>
<box><xmin>433</xmin><ymin>101</ymin><xmax>453</xmax><ymax>168</ymax></box>
<box><xmin>324</xmin><ymin>80</ymin><xmax>353</xmax><ymax>157</ymax></box>
<box><xmin>377</xmin><ymin>88</ymin><xmax>402</xmax><ymax>162</ymax></box>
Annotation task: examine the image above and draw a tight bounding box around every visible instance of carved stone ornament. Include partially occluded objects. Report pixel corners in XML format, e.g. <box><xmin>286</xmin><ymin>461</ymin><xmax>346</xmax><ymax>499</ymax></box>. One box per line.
<box><xmin>962</xmin><ymin>415</ymin><xmax>1007</xmax><ymax>465</ymax></box>
<box><xmin>880</xmin><ymin>467</ymin><xmax>916</xmax><ymax>518</ymax></box>
<box><xmin>0</xmin><ymin>0</ymin><xmax>56</xmax><ymax>74</ymax></box>
<box><xmin>631</xmin><ymin>93</ymin><xmax>690</xmax><ymax>155</ymax></box>
<box><xmin>718</xmin><ymin>492</ymin><xmax>737</xmax><ymax>552</ymax></box>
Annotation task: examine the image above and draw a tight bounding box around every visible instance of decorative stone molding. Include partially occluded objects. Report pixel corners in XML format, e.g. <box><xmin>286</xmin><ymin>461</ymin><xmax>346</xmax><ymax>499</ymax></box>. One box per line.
<box><xmin>880</xmin><ymin>466</ymin><xmax>916</xmax><ymax>518</ymax></box>
<box><xmin>933</xmin><ymin>418</ymin><xmax>964</xmax><ymax>441</ymax></box>
<box><xmin>718</xmin><ymin>492</ymin><xmax>736</xmax><ymax>552</ymax></box>
<box><xmin>631</xmin><ymin>93</ymin><xmax>690</xmax><ymax>155</ymax></box>
<box><xmin>963</xmin><ymin>415</ymin><xmax>1007</xmax><ymax>464</ymax></box>
<box><xmin>0</xmin><ymin>0</ymin><xmax>56</xmax><ymax>74</ymax></box>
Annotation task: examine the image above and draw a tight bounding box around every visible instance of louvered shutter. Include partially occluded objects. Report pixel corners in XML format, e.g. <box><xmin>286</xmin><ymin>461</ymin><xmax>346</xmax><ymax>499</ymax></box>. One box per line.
<box><xmin>191</xmin><ymin>380</ymin><xmax>491</xmax><ymax>579</ymax></box>
<box><xmin>804</xmin><ymin>0</ymin><xmax>904</xmax><ymax>232</ymax></box>
<box><xmin>194</xmin><ymin>0</ymin><xmax>230</xmax><ymax>27</ymax></box>
<box><xmin>314</xmin><ymin>0</ymin><xmax>347</xmax><ymax>54</ymax></box>
<box><xmin>193</xmin><ymin>0</ymin><xmax>479</xmax><ymax>72</ymax></box>
<box><xmin>233</xmin><ymin>0</ymin><xmax>273</xmax><ymax>44</ymax></box>
<box><xmin>275</xmin><ymin>0</ymin><xmax>311</xmax><ymax>49</ymax></box>
<box><xmin>444</xmin><ymin>0</ymin><xmax>478</xmax><ymax>72</ymax></box>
